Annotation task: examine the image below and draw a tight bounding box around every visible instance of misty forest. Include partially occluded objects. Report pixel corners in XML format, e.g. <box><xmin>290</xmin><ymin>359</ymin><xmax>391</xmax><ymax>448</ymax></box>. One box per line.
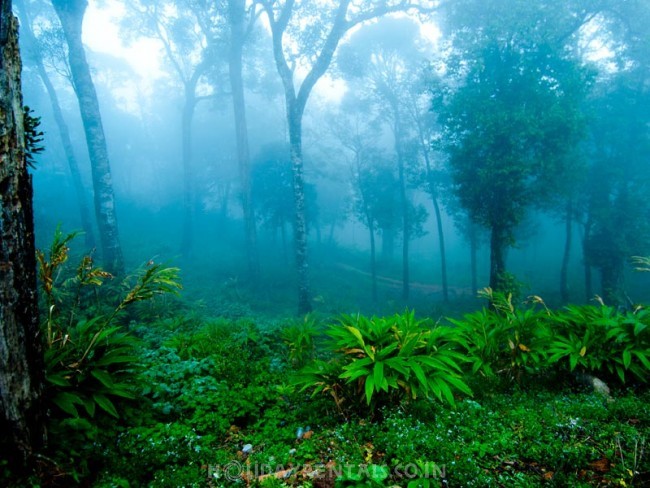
<box><xmin>1</xmin><ymin>0</ymin><xmax>650</xmax><ymax>486</ymax></box>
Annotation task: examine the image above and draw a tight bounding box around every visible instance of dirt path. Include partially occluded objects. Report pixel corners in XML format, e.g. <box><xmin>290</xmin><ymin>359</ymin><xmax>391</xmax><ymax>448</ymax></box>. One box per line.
<box><xmin>334</xmin><ymin>262</ymin><xmax>474</xmax><ymax>297</ymax></box>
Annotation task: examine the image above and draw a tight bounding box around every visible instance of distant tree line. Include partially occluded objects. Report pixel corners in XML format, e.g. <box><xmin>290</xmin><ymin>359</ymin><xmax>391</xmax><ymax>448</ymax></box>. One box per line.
<box><xmin>13</xmin><ymin>0</ymin><xmax>650</xmax><ymax>311</ymax></box>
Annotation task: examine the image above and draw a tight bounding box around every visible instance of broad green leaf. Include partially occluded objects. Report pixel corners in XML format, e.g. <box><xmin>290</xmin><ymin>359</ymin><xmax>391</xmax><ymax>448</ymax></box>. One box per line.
<box><xmin>445</xmin><ymin>375</ymin><xmax>473</xmax><ymax>396</ymax></box>
<box><xmin>410</xmin><ymin>360</ymin><xmax>428</xmax><ymax>390</ymax></box>
<box><xmin>93</xmin><ymin>393</ymin><xmax>119</xmax><ymax>418</ymax></box>
<box><xmin>83</xmin><ymin>397</ymin><xmax>96</xmax><ymax>417</ymax></box>
<box><xmin>365</xmin><ymin>375</ymin><xmax>375</xmax><ymax>405</ymax></box>
<box><xmin>46</xmin><ymin>371</ymin><xmax>71</xmax><ymax>387</ymax></box>
<box><xmin>91</xmin><ymin>369</ymin><xmax>114</xmax><ymax>388</ymax></box>
<box><xmin>346</xmin><ymin>326</ymin><xmax>365</xmax><ymax>348</ymax></box>
<box><xmin>373</xmin><ymin>361</ymin><xmax>384</xmax><ymax>392</ymax></box>
<box><xmin>622</xmin><ymin>349</ymin><xmax>632</xmax><ymax>369</ymax></box>
<box><xmin>52</xmin><ymin>392</ymin><xmax>82</xmax><ymax>417</ymax></box>
<box><xmin>434</xmin><ymin>377</ymin><xmax>456</xmax><ymax>407</ymax></box>
<box><xmin>632</xmin><ymin>350</ymin><xmax>650</xmax><ymax>370</ymax></box>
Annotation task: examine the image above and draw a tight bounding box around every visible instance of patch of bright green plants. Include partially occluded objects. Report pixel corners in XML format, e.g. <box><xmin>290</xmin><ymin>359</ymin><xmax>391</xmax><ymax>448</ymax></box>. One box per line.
<box><xmin>294</xmin><ymin>310</ymin><xmax>473</xmax><ymax>416</ymax></box>
<box><xmin>448</xmin><ymin>288</ymin><xmax>650</xmax><ymax>387</ymax></box>
<box><xmin>30</xmin><ymin>233</ymin><xmax>650</xmax><ymax>486</ymax></box>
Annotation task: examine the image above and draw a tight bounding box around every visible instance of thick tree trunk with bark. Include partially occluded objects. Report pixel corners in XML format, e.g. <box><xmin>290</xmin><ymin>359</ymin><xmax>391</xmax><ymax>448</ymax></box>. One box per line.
<box><xmin>489</xmin><ymin>225</ymin><xmax>507</xmax><ymax>291</ymax></box>
<box><xmin>0</xmin><ymin>0</ymin><xmax>45</xmax><ymax>468</ymax></box>
<box><xmin>51</xmin><ymin>0</ymin><xmax>123</xmax><ymax>274</ymax></box>
<box><xmin>228</xmin><ymin>0</ymin><xmax>259</xmax><ymax>280</ymax></box>
<box><xmin>15</xmin><ymin>0</ymin><xmax>95</xmax><ymax>248</ymax></box>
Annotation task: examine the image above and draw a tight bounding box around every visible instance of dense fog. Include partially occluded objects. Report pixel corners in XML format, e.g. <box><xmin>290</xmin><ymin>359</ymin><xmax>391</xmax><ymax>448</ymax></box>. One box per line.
<box><xmin>17</xmin><ymin>0</ymin><xmax>650</xmax><ymax>317</ymax></box>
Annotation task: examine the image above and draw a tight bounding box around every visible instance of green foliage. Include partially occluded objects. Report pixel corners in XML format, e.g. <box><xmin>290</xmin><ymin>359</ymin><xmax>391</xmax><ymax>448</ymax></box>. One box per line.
<box><xmin>544</xmin><ymin>304</ymin><xmax>650</xmax><ymax>383</ymax></box>
<box><xmin>23</xmin><ymin>105</ymin><xmax>44</xmax><ymax>168</ymax></box>
<box><xmin>449</xmin><ymin>288</ymin><xmax>650</xmax><ymax>388</ymax></box>
<box><xmin>37</xmin><ymin>229</ymin><xmax>182</xmax><ymax>421</ymax></box>
<box><xmin>448</xmin><ymin>288</ymin><xmax>550</xmax><ymax>385</ymax></box>
<box><xmin>295</xmin><ymin>311</ymin><xmax>472</xmax><ymax>415</ymax></box>
<box><xmin>281</xmin><ymin>313</ymin><xmax>319</xmax><ymax>367</ymax></box>
<box><xmin>45</xmin><ymin>316</ymin><xmax>139</xmax><ymax>419</ymax></box>
<box><xmin>374</xmin><ymin>390</ymin><xmax>649</xmax><ymax>487</ymax></box>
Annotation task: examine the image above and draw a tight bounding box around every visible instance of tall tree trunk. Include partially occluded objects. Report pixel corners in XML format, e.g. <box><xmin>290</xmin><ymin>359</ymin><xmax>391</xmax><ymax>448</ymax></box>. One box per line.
<box><xmin>582</xmin><ymin>218</ymin><xmax>593</xmax><ymax>301</ymax></box>
<box><xmin>392</xmin><ymin>107</ymin><xmax>409</xmax><ymax>302</ymax></box>
<box><xmin>228</xmin><ymin>2</ymin><xmax>258</xmax><ymax>280</ymax></box>
<box><xmin>430</xmin><ymin>190</ymin><xmax>448</xmax><ymax>302</ymax></box>
<box><xmin>560</xmin><ymin>199</ymin><xmax>573</xmax><ymax>304</ymax></box>
<box><xmin>398</xmin><ymin>151</ymin><xmax>409</xmax><ymax>302</ymax></box>
<box><xmin>368</xmin><ymin>215</ymin><xmax>377</xmax><ymax>303</ymax></box>
<box><xmin>287</xmin><ymin>102</ymin><xmax>311</xmax><ymax>314</ymax></box>
<box><xmin>0</xmin><ymin>1</ymin><xmax>45</xmax><ymax>469</ymax></box>
<box><xmin>469</xmin><ymin>222</ymin><xmax>478</xmax><ymax>296</ymax></box>
<box><xmin>416</xmin><ymin>115</ymin><xmax>449</xmax><ymax>301</ymax></box>
<box><xmin>181</xmin><ymin>84</ymin><xmax>195</xmax><ymax>260</ymax></box>
<box><xmin>382</xmin><ymin>227</ymin><xmax>394</xmax><ymax>261</ymax></box>
<box><xmin>15</xmin><ymin>0</ymin><xmax>95</xmax><ymax>248</ymax></box>
<box><xmin>489</xmin><ymin>225</ymin><xmax>507</xmax><ymax>291</ymax></box>
<box><xmin>51</xmin><ymin>0</ymin><xmax>123</xmax><ymax>274</ymax></box>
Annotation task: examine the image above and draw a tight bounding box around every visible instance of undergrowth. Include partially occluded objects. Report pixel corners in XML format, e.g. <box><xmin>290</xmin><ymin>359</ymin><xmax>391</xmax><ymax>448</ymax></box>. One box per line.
<box><xmin>3</xmin><ymin>230</ymin><xmax>649</xmax><ymax>487</ymax></box>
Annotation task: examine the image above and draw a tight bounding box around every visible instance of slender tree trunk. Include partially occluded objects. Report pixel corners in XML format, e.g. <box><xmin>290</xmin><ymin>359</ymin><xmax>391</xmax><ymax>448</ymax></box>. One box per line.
<box><xmin>392</xmin><ymin>107</ymin><xmax>409</xmax><ymax>301</ymax></box>
<box><xmin>368</xmin><ymin>216</ymin><xmax>377</xmax><ymax>303</ymax></box>
<box><xmin>382</xmin><ymin>227</ymin><xmax>394</xmax><ymax>261</ymax></box>
<box><xmin>582</xmin><ymin>218</ymin><xmax>593</xmax><ymax>301</ymax></box>
<box><xmin>15</xmin><ymin>0</ymin><xmax>95</xmax><ymax>248</ymax></box>
<box><xmin>560</xmin><ymin>199</ymin><xmax>573</xmax><ymax>304</ymax></box>
<box><xmin>280</xmin><ymin>221</ymin><xmax>288</xmax><ymax>266</ymax></box>
<box><xmin>489</xmin><ymin>225</ymin><xmax>507</xmax><ymax>291</ymax></box>
<box><xmin>0</xmin><ymin>1</ymin><xmax>45</xmax><ymax>468</ymax></box>
<box><xmin>328</xmin><ymin>220</ymin><xmax>335</xmax><ymax>244</ymax></box>
<box><xmin>399</xmin><ymin>155</ymin><xmax>409</xmax><ymax>302</ymax></box>
<box><xmin>287</xmin><ymin>102</ymin><xmax>312</xmax><ymax>314</ymax></box>
<box><xmin>51</xmin><ymin>0</ymin><xmax>123</xmax><ymax>274</ymax></box>
<box><xmin>417</xmin><ymin>119</ymin><xmax>449</xmax><ymax>301</ymax></box>
<box><xmin>228</xmin><ymin>0</ymin><xmax>259</xmax><ymax>280</ymax></box>
<box><xmin>181</xmin><ymin>84</ymin><xmax>195</xmax><ymax>259</ymax></box>
<box><xmin>430</xmin><ymin>192</ymin><xmax>448</xmax><ymax>302</ymax></box>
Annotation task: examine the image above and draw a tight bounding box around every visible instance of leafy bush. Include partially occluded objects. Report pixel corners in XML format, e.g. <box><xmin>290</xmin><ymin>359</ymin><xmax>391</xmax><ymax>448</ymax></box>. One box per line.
<box><xmin>449</xmin><ymin>288</ymin><xmax>650</xmax><ymax>388</ymax></box>
<box><xmin>295</xmin><ymin>311</ymin><xmax>472</xmax><ymax>415</ymax></box>
<box><xmin>281</xmin><ymin>313</ymin><xmax>320</xmax><ymax>368</ymax></box>
<box><xmin>544</xmin><ymin>304</ymin><xmax>650</xmax><ymax>383</ymax></box>
<box><xmin>448</xmin><ymin>288</ymin><xmax>550</xmax><ymax>386</ymax></box>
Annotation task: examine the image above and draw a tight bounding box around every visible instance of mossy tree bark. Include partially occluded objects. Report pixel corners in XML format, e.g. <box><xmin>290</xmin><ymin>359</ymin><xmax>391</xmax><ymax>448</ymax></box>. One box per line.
<box><xmin>0</xmin><ymin>0</ymin><xmax>45</xmax><ymax>469</ymax></box>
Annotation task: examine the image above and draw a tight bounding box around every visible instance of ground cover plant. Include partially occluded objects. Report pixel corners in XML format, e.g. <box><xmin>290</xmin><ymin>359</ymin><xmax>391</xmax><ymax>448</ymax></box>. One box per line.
<box><xmin>2</xmin><ymin>231</ymin><xmax>649</xmax><ymax>487</ymax></box>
